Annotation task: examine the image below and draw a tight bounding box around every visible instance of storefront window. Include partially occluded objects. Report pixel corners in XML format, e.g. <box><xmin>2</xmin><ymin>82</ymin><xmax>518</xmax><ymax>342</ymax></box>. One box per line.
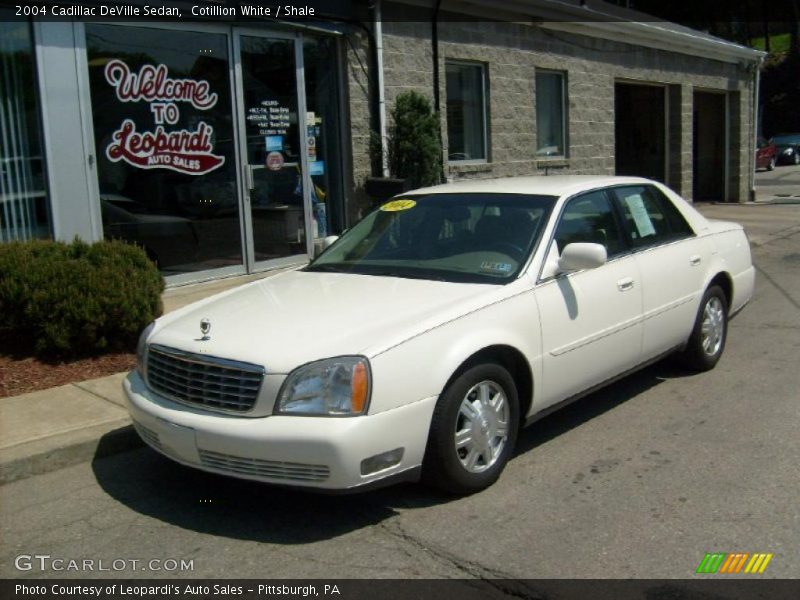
<box><xmin>0</xmin><ymin>18</ymin><xmax>51</xmax><ymax>242</ymax></box>
<box><xmin>86</xmin><ymin>24</ymin><xmax>239</xmax><ymax>275</ymax></box>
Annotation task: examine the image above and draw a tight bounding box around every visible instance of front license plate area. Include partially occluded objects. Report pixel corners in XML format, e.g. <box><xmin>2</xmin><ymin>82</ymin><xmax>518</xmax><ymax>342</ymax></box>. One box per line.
<box><xmin>155</xmin><ymin>417</ymin><xmax>200</xmax><ymax>464</ymax></box>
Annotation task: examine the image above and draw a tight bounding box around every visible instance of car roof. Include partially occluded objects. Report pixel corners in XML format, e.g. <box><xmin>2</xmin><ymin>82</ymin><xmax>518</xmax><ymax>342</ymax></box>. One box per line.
<box><xmin>407</xmin><ymin>175</ymin><xmax>658</xmax><ymax>198</ymax></box>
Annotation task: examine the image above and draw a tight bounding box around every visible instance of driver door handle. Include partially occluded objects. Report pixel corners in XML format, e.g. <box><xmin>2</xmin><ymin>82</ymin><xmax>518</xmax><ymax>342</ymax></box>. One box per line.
<box><xmin>617</xmin><ymin>277</ymin><xmax>635</xmax><ymax>292</ymax></box>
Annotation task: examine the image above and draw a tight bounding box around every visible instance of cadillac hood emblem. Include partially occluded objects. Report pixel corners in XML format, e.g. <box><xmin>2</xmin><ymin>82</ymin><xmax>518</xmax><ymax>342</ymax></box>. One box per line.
<box><xmin>200</xmin><ymin>318</ymin><xmax>211</xmax><ymax>340</ymax></box>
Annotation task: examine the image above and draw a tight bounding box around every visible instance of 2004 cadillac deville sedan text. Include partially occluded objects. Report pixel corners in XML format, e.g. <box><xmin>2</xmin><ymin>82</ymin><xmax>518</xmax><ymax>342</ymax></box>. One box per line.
<box><xmin>125</xmin><ymin>176</ymin><xmax>754</xmax><ymax>494</ymax></box>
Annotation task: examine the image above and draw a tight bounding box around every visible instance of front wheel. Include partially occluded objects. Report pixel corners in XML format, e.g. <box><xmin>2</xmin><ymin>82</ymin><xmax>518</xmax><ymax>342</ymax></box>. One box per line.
<box><xmin>422</xmin><ymin>363</ymin><xmax>519</xmax><ymax>495</ymax></box>
<box><xmin>679</xmin><ymin>285</ymin><xmax>728</xmax><ymax>371</ymax></box>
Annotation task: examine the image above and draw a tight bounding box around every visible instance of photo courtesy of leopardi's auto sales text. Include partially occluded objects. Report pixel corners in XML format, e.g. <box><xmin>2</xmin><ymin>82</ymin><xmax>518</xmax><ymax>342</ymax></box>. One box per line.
<box><xmin>13</xmin><ymin>583</ymin><xmax>340</xmax><ymax>598</ymax></box>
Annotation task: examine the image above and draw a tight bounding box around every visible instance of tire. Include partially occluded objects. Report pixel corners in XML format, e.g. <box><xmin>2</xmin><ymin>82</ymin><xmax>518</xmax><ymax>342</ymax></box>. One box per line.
<box><xmin>679</xmin><ymin>285</ymin><xmax>728</xmax><ymax>372</ymax></box>
<box><xmin>768</xmin><ymin>157</ymin><xmax>776</xmax><ymax>171</ymax></box>
<box><xmin>422</xmin><ymin>363</ymin><xmax>519</xmax><ymax>495</ymax></box>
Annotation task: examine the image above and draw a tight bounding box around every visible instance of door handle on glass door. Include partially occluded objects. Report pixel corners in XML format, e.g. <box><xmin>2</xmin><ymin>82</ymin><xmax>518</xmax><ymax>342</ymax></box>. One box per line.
<box><xmin>245</xmin><ymin>165</ymin><xmax>255</xmax><ymax>191</ymax></box>
<box><xmin>617</xmin><ymin>277</ymin><xmax>635</xmax><ymax>292</ymax></box>
<box><xmin>689</xmin><ymin>255</ymin><xmax>702</xmax><ymax>266</ymax></box>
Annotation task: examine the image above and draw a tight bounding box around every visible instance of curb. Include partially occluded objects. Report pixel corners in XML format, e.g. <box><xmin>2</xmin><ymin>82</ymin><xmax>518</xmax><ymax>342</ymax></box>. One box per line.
<box><xmin>0</xmin><ymin>420</ymin><xmax>143</xmax><ymax>485</ymax></box>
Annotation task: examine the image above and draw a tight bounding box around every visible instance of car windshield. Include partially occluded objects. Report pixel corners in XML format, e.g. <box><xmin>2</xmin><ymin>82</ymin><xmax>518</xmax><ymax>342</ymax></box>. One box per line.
<box><xmin>306</xmin><ymin>192</ymin><xmax>557</xmax><ymax>284</ymax></box>
<box><xmin>772</xmin><ymin>134</ymin><xmax>800</xmax><ymax>145</ymax></box>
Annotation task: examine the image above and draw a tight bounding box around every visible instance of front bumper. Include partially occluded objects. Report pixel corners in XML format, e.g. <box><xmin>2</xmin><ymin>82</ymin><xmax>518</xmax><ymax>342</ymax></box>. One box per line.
<box><xmin>123</xmin><ymin>372</ymin><xmax>437</xmax><ymax>491</ymax></box>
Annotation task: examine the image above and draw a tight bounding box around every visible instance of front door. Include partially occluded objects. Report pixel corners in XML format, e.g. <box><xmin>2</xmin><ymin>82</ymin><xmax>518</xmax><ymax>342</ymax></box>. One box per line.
<box><xmin>234</xmin><ymin>32</ymin><xmax>313</xmax><ymax>267</ymax></box>
<box><xmin>535</xmin><ymin>190</ymin><xmax>644</xmax><ymax>407</ymax></box>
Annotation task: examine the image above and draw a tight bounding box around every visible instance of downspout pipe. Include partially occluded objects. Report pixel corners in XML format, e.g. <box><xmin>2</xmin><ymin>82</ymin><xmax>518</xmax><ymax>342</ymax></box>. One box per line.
<box><xmin>374</xmin><ymin>0</ymin><xmax>390</xmax><ymax>177</ymax></box>
<box><xmin>432</xmin><ymin>0</ymin><xmax>444</xmax><ymax>182</ymax></box>
<box><xmin>751</xmin><ymin>56</ymin><xmax>764</xmax><ymax>203</ymax></box>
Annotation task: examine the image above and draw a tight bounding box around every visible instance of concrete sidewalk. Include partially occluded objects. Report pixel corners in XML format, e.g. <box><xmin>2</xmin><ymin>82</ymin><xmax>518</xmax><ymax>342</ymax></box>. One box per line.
<box><xmin>0</xmin><ymin>268</ymin><xmax>288</xmax><ymax>484</ymax></box>
<box><xmin>2</xmin><ymin>201</ymin><xmax>799</xmax><ymax>485</ymax></box>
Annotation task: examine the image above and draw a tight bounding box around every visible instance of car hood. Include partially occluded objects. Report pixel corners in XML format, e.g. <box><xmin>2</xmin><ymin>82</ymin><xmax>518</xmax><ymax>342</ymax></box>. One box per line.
<box><xmin>150</xmin><ymin>269</ymin><xmax>519</xmax><ymax>373</ymax></box>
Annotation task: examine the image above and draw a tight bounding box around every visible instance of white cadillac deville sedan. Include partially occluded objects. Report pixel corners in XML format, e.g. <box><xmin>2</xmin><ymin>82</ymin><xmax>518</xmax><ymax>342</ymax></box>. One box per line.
<box><xmin>125</xmin><ymin>176</ymin><xmax>754</xmax><ymax>494</ymax></box>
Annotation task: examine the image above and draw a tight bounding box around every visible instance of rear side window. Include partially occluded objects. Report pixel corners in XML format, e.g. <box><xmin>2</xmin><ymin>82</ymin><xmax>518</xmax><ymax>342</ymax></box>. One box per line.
<box><xmin>612</xmin><ymin>185</ymin><xmax>693</xmax><ymax>248</ymax></box>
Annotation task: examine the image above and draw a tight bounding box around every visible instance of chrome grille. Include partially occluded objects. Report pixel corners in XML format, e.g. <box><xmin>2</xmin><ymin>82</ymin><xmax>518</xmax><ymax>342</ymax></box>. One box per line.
<box><xmin>146</xmin><ymin>344</ymin><xmax>264</xmax><ymax>413</ymax></box>
<box><xmin>199</xmin><ymin>450</ymin><xmax>331</xmax><ymax>482</ymax></box>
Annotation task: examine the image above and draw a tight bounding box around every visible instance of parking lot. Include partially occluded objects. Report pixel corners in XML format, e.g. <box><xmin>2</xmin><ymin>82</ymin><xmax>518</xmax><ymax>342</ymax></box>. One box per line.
<box><xmin>1</xmin><ymin>195</ymin><xmax>799</xmax><ymax>581</ymax></box>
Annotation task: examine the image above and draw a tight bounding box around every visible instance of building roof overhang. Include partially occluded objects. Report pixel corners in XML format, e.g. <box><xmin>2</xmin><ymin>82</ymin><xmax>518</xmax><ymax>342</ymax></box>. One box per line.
<box><xmin>393</xmin><ymin>0</ymin><xmax>765</xmax><ymax>66</ymax></box>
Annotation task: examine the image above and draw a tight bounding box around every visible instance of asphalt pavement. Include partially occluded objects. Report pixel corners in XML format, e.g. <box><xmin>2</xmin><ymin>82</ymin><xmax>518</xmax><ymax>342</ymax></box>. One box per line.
<box><xmin>1</xmin><ymin>198</ymin><xmax>798</xmax><ymax>580</ymax></box>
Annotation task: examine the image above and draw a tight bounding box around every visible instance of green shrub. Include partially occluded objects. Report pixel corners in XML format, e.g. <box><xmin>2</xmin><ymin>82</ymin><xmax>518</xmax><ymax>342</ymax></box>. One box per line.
<box><xmin>0</xmin><ymin>238</ymin><xmax>164</xmax><ymax>357</ymax></box>
<box><xmin>387</xmin><ymin>90</ymin><xmax>442</xmax><ymax>189</ymax></box>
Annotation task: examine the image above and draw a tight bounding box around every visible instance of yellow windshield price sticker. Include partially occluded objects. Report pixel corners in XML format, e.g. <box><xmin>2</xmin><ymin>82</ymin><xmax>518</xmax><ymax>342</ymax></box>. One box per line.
<box><xmin>381</xmin><ymin>199</ymin><xmax>416</xmax><ymax>212</ymax></box>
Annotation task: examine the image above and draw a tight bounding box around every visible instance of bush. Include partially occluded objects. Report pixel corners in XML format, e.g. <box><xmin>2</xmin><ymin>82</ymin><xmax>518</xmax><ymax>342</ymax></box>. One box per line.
<box><xmin>0</xmin><ymin>238</ymin><xmax>164</xmax><ymax>357</ymax></box>
<box><xmin>387</xmin><ymin>90</ymin><xmax>442</xmax><ymax>189</ymax></box>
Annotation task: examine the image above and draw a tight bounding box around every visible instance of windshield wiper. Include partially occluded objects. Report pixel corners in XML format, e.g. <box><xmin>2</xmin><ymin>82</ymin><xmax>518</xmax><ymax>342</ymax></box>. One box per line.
<box><xmin>357</xmin><ymin>269</ymin><xmax>451</xmax><ymax>282</ymax></box>
<box><xmin>304</xmin><ymin>263</ymin><xmax>351</xmax><ymax>273</ymax></box>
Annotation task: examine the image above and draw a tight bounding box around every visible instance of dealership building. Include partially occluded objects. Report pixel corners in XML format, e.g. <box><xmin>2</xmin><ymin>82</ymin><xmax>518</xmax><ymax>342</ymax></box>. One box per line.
<box><xmin>0</xmin><ymin>0</ymin><xmax>764</xmax><ymax>285</ymax></box>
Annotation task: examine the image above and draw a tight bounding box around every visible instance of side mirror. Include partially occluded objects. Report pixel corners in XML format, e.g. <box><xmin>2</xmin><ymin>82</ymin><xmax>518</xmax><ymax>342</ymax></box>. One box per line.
<box><xmin>558</xmin><ymin>243</ymin><xmax>607</xmax><ymax>272</ymax></box>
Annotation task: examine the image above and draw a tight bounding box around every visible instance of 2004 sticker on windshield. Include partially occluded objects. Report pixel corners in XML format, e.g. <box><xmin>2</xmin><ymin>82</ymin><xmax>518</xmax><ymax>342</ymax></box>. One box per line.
<box><xmin>381</xmin><ymin>199</ymin><xmax>417</xmax><ymax>212</ymax></box>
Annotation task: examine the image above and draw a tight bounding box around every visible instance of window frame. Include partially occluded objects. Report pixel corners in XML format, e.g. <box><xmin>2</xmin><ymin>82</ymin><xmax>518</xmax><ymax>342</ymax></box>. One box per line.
<box><xmin>534</xmin><ymin>69</ymin><xmax>568</xmax><ymax>159</ymax></box>
<box><xmin>445</xmin><ymin>60</ymin><xmax>489</xmax><ymax>164</ymax></box>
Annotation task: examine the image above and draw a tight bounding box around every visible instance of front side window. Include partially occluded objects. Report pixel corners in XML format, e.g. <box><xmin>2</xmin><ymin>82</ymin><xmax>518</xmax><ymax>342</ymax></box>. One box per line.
<box><xmin>0</xmin><ymin>18</ymin><xmax>50</xmax><ymax>241</ymax></box>
<box><xmin>535</xmin><ymin>71</ymin><xmax>566</xmax><ymax>158</ymax></box>
<box><xmin>553</xmin><ymin>190</ymin><xmax>625</xmax><ymax>258</ymax></box>
<box><xmin>446</xmin><ymin>62</ymin><xmax>487</xmax><ymax>162</ymax></box>
<box><xmin>612</xmin><ymin>185</ymin><xmax>694</xmax><ymax>248</ymax></box>
<box><xmin>307</xmin><ymin>193</ymin><xmax>556</xmax><ymax>284</ymax></box>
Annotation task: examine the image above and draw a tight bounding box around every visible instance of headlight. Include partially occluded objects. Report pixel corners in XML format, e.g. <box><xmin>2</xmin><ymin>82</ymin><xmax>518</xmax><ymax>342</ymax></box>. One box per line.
<box><xmin>276</xmin><ymin>356</ymin><xmax>371</xmax><ymax>416</ymax></box>
<box><xmin>782</xmin><ymin>148</ymin><xmax>793</xmax><ymax>155</ymax></box>
<box><xmin>136</xmin><ymin>321</ymin><xmax>156</xmax><ymax>377</ymax></box>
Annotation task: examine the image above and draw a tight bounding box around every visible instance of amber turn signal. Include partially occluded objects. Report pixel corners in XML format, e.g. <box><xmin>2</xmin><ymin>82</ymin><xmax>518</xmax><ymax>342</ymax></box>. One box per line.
<box><xmin>351</xmin><ymin>361</ymin><xmax>369</xmax><ymax>414</ymax></box>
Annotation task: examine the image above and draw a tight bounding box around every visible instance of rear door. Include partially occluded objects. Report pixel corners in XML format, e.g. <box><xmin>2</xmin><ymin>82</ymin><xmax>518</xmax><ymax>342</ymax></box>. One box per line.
<box><xmin>610</xmin><ymin>185</ymin><xmax>709</xmax><ymax>359</ymax></box>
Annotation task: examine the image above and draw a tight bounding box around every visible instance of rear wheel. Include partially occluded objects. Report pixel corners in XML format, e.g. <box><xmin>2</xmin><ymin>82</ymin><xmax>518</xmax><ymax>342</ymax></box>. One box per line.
<box><xmin>422</xmin><ymin>363</ymin><xmax>519</xmax><ymax>495</ymax></box>
<box><xmin>679</xmin><ymin>285</ymin><xmax>728</xmax><ymax>371</ymax></box>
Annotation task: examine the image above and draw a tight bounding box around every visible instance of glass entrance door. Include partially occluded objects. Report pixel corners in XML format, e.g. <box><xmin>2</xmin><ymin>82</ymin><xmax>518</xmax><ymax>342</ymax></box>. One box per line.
<box><xmin>235</xmin><ymin>32</ymin><xmax>312</xmax><ymax>266</ymax></box>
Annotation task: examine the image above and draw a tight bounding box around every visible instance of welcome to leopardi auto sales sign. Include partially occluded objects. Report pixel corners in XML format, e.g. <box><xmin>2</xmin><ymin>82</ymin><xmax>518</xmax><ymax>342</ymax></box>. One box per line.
<box><xmin>103</xmin><ymin>59</ymin><xmax>225</xmax><ymax>175</ymax></box>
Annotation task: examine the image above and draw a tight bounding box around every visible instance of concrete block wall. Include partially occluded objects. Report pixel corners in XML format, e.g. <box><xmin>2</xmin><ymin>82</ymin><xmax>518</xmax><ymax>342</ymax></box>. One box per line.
<box><xmin>344</xmin><ymin>17</ymin><xmax>755</xmax><ymax>212</ymax></box>
<box><xmin>344</xmin><ymin>27</ymin><xmax>374</xmax><ymax>220</ymax></box>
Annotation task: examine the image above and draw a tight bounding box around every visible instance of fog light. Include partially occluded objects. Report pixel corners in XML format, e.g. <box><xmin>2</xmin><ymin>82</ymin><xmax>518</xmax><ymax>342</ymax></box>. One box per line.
<box><xmin>360</xmin><ymin>448</ymin><xmax>404</xmax><ymax>475</ymax></box>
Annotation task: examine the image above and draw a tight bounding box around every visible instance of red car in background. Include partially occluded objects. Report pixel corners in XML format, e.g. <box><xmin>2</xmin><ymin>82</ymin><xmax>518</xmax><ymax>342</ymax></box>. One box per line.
<box><xmin>756</xmin><ymin>137</ymin><xmax>777</xmax><ymax>171</ymax></box>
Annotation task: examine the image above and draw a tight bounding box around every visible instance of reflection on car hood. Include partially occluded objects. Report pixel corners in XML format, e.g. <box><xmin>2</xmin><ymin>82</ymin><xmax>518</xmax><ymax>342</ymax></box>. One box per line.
<box><xmin>151</xmin><ymin>269</ymin><xmax>520</xmax><ymax>373</ymax></box>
